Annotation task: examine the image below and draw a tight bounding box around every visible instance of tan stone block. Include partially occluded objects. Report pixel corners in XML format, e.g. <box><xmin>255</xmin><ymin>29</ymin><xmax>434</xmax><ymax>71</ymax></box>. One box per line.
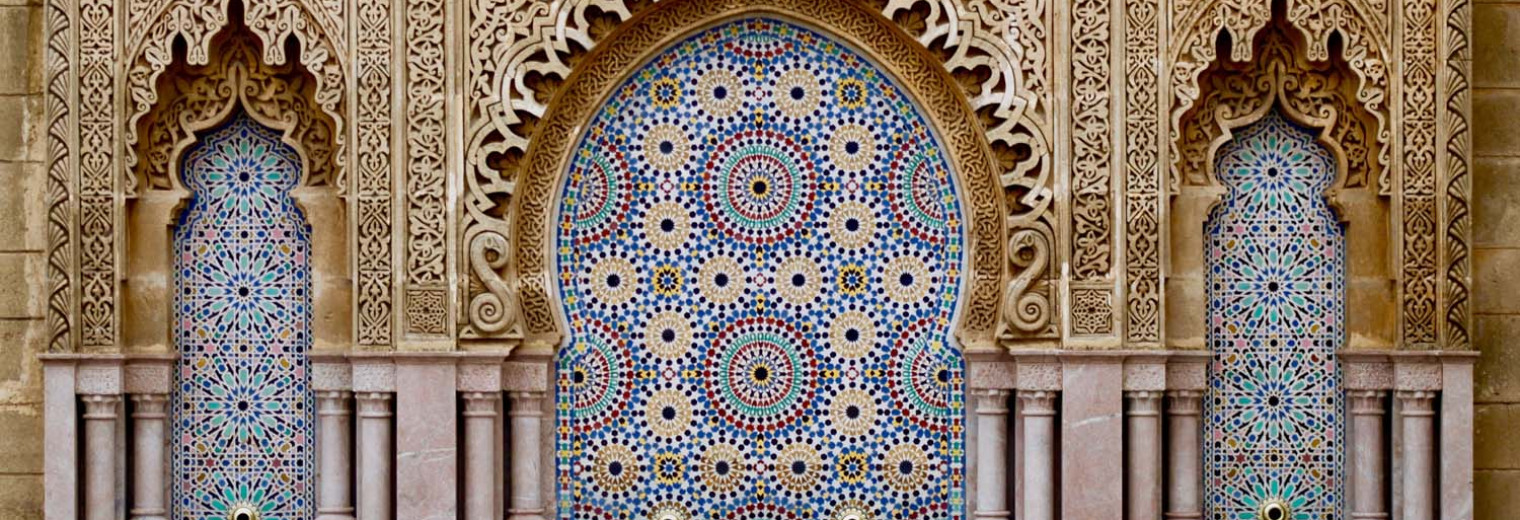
<box><xmin>0</xmin><ymin>161</ymin><xmax>46</xmax><ymax>252</ymax></box>
<box><xmin>1345</xmin><ymin>278</ymin><xmax>1395</xmax><ymax>349</ymax></box>
<box><xmin>0</xmin><ymin>6</ymin><xmax>38</xmax><ymax>95</ymax></box>
<box><xmin>1163</xmin><ymin>278</ymin><xmax>1205</xmax><ymax>349</ymax></box>
<box><xmin>1476</xmin><ymin>470</ymin><xmax>1520</xmax><ymax>520</ymax></box>
<box><xmin>0</xmin><ymin>474</ymin><xmax>40</xmax><ymax>520</ymax></box>
<box><xmin>1476</xmin><ymin>315</ymin><xmax>1520</xmax><ymax>403</ymax></box>
<box><xmin>1476</xmin><ymin>4</ymin><xmax>1520</xmax><ymax>88</ymax></box>
<box><xmin>0</xmin><ymin>318</ymin><xmax>34</xmax><ymax>383</ymax></box>
<box><xmin>1475</xmin><ymin>89</ymin><xmax>1520</xmax><ymax>157</ymax></box>
<box><xmin>0</xmin><ymin>95</ymin><xmax>41</xmax><ymax>162</ymax></box>
<box><xmin>1477</xmin><ymin>404</ymin><xmax>1520</xmax><ymax>469</ymax></box>
<box><xmin>0</xmin><ymin>252</ymin><xmax>42</xmax><ymax>318</ymax></box>
<box><xmin>1476</xmin><ymin>248</ymin><xmax>1520</xmax><ymax>314</ymax></box>
<box><xmin>0</xmin><ymin>410</ymin><xmax>40</xmax><ymax>474</ymax></box>
<box><xmin>1475</xmin><ymin>158</ymin><xmax>1520</xmax><ymax>247</ymax></box>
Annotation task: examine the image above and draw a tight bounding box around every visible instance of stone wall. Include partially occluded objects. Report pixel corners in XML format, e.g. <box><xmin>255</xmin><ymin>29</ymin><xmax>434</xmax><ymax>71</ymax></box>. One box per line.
<box><xmin>0</xmin><ymin>0</ymin><xmax>46</xmax><ymax>518</ymax></box>
<box><xmin>1474</xmin><ymin>0</ymin><xmax>1520</xmax><ymax>518</ymax></box>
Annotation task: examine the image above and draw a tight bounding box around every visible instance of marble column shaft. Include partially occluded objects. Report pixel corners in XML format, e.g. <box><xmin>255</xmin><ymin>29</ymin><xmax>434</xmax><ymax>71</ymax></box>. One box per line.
<box><xmin>82</xmin><ymin>395</ymin><xmax>120</xmax><ymax>520</ymax></box>
<box><xmin>1020</xmin><ymin>390</ymin><xmax>1057</xmax><ymax>520</ymax></box>
<box><xmin>1164</xmin><ymin>390</ymin><xmax>1202</xmax><ymax>520</ymax></box>
<box><xmin>317</xmin><ymin>391</ymin><xmax>355</xmax><ymax>520</ymax></box>
<box><xmin>1126</xmin><ymin>391</ymin><xmax>1163</xmax><ymax>520</ymax></box>
<box><xmin>1399</xmin><ymin>390</ymin><xmax>1437</xmax><ymax>520</ymax></box>
<box><xmin>356</xmin><ymin>393</ymin><xmax>393</xmax><ymax>520</ymax></box>
<box><xmin>464</xmin><ymin>392</ymin><xmax>500</xmax><ymax>520</ymax></box>
<box><xmin>129</xmin><ymin>394</ymin><xmax>168</xmax><ymax>520</ymax></box>
<box><xmin>1350</xmin><ymin>390</ymin><xmax>1388</xmax><ymax>520</ymax></box>
<box><xmin>508</xmin><ymin>392</ymin><xmax>547</xmax><ymax>520</ymax></box>
<box><xmin>975</xmin><ymin>389</ymin><xmax>1011</xmax><ymax>520</ymax></box>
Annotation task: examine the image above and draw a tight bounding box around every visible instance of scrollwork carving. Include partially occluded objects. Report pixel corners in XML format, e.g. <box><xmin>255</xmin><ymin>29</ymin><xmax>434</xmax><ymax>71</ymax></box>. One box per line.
<box><xmin>1124</xmin><ymin>0</ymin><xmax>1162</xmax><ymax>344</ymax></box>
<box><xmin>1442</xmin><ymin>0</ymin><xmax>1473</xmax><ymax>350</ymax></box>
<box><xmin>354</xmin><ymin>0</ymin><xmax>394</xmax><ymax>347</ymax></box>
<box><xmin>1002</xmin><ymin>228</ymin><xmax>1053</xmax><ymax>334</ymax></box>
<box><xmin>403</xmin><ymin>0</ymin><xmax>448</xmax><ymax>336</ymax></box>
<box><xmin>45</xmin><ymin>0</ymin><xmax>74</xmax><ymax>352</ymax></box>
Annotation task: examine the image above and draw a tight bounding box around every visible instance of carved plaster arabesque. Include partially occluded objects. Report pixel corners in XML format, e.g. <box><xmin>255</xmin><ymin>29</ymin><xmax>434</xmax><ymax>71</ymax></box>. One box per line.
<box><xmin>1401</xmin><ymin>0</ymin><xmax>1441</xmax><ymax>349</ymax></box>
<box><xmin>507</xmin><ymin>0</ymin><xmax>1008</xmax><ymax>349</ymax></box>
<box><xmin>1068</xmin><ymin>0</ymin><xmax>1116</xmax><ymax>337</ymax></box>
<box><xmin>463</xmin><ymin>0</ymin><xmax>1056</xmax><ymax>345</ymax></box>
<box><xmin>44</xmin><ymin>0</ymin><xmax>74</xmax><ymax>352</ymax></box>
<box><xmin>1442</xmin><ymin>0</ymin><xmax>1474</xmax><ymax>351</ymax></box>
<box><xmin>1124</xmin><ymin>0</ymin><xmax>1164</xmax><ymax>345</ymax></box>
<box><xmin>78</xmin><ymin>0</ymin><xmax>117</xmax><ymax>350</ymax></box>
<box><xmin>403</xmin><ymin>0</ymin><xmax>449</xmax><ymax>337</ymax></box>
<box><xmin>354</xmin><ymin>0</ymin><xmax>396</xmax><ymax>348</ymax></box>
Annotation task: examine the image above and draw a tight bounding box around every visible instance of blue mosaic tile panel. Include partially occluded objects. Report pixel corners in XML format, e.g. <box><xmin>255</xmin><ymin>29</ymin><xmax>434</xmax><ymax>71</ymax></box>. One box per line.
<box><xmin>1204</xmin><ymin>110</ymin><xmax>1345</xmax><ymax>520</ymax></box>
<box><xmin>172</xmin><ymin>111</ymin><xmax>315</xmax><ymax>520</ymax></box>
<box><xmin>554</xmin><ymin>18</ymin><xmax>967</xmax><ymax>519</ymax></box>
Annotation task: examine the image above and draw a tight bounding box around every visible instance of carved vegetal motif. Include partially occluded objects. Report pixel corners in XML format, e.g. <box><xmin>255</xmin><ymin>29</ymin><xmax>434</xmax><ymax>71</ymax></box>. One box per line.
<box><xmin>44</xmin><ymin>0</ymin><xmax>73</xmax><ymax>352</ymax></box>
<box><xmin>880</xmin><ymin>0</ymin><xmax>1059</xmax><ymax>340</ymax></box>
<box><xmin>79</xmin><ymin>0</ymin><xmax>117</xmax><ymax>348</ymax></box>
<box><xmin>404</xmin><ymin>0</ymin><xmax>447</xmax><ymax>336</ymax></box>
<box><xmin>131</xmin><ymin>29</ymin><xmax>340</xmax><ymax>193</ymax></box>
<box><xmin>1068</xmin><ymin>0</ymin><xmax>1115</xmax><ymax>337</ymax></box>
<box><xmin>1124</xmin><ymin>0</ymin><xmax>1162</xmax><ymax>344</ymax></box>
<box><xmin>1403</xmin><ymin>0</ymin><xmax>1438</xmax><ymax>348</ymax></box>
<box><xmin>355</xmin><ymin>0</ymin><xmax>394</xmax><ymax>347</ymax></box>
<box><xmin>1176</xmin><ymin>17</ymin><xmax>1381</xmax><ymax>195</ymax></box>
<box><xmin>1443</xmin><ymin>0</ymin><xmax>1473</xmax><ymax>349</ymax></box>
<box><xmin>1071</xmin><ymin>288</ymin><xmax>1112</xmax><ymax>335</ymax></box>
<box><xmin>1169</xmin><ymin>0</ymin><xmax>1388</xmax><ymax>193</ymax></box>
<box><xmin>124</xmin><ymin>0</ymin><xmax>347</xmax><ymax>191</ymax></box>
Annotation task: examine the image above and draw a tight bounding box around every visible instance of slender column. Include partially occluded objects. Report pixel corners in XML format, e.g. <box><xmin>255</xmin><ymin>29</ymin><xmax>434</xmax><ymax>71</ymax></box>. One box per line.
<box><xmin>464</xmin><ymin>392</ymin><xmax>501</xmax><ymax>520</ymax></box>
<box><xmin>975</xmin><ymin>389</ymin><xmax>1012</xmax><ymax>520</ymax></box>
<box><xmin>1398</xmin><ymin>390</ymin><xmax>1437</xmax><ymax>520</ymax></box>
<box><xmin>1350</xmin><ymin>390</ymin><xmax>1388</xmax><ymax>520</ymax></box>
<box><xmin>317</xmin><ymin>391</ymin><xmax>355</xmax><ymax>520</ymax></box>
<box><xmin>1020</xmin><ymin>390</ymin><xmax>1057</xmax><ymax>520</ymax></box>
<box><xmin>82</xmin><ymin>395</ymin><xmax>120</xmax><ymax>520</ymax></box>
<box><xmin>355</xmin><ymin>393</ymin><xmax>393</xmax><ymax>520</ymax></box>
<box><xmin>1164</xmin><ymin>390</ymin><xmax>1203</xmax><ymax>520</ymax></box>
<box><xmin>1126</xmin><ymin>391</ymin><xmax>1163</xmax><ymax>520</ymax></box>
<box><xmin>129</xmin><ymin>395</ymin><xmax>168</xmax><ymax>520</ymax></box>
<box><xmin>508</xmin><ymin>392</ymin><xmax>547</xmax><ymax>520</ymax></box>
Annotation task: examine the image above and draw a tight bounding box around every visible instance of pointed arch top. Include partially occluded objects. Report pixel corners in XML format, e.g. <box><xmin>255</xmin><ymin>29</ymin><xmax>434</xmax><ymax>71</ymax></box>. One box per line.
<box><xmin>509</xmin><ymin>0</ymin><xmax>1008</xmax><ymax>349</ymax></box>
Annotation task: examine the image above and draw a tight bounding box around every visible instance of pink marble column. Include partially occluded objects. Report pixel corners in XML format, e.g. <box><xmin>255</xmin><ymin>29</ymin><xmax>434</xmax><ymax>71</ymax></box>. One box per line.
<box><xmin>317</xmin><ymin>391</ymin><xmax>355</xmax><ymax>520</ymax></box>
<box><xmin>129</xmin><ymin>394</ymin><xmax>168</xmax><ymax>520</ymax></box>
<box><xmin>508</xmin><ymin>391</ymin><xmax>547</xmax><ymax>520</ymax></box>
<box><xmin>1126</xmin><ymin>391</ymin><xmax>1162</xmax><ymax>520</ymax></box>
<box><xmin>975</xmin><ymin>389</ymin><xmax>1011</xmax><ymax>520</ymax></box>
<box><xmin>82</xmin><ymin>394</ymin><xmax>120</xmax><ymax>520</ymax></box>
<box><xmin>1349</xmin><ymin>390</ymin><xmax>1387</xmax><ymax>520</ymax></box>
<box><xmin>355</xmin><ymin>392</ymin><xmax>393</xmax><ymax>520</ymax></box>
<box><xmin>1020</xmin><ymin>390</ymin><xmax>1057</xmax><ymax>520</ymax></box>
<box><xmin>43</xmin><ymin>360</ymin><xmax>78</xmax><ymax>520</ymax></box>
<box><xmin>397</xmin><ymin>362</ymin><xmax>457</xmax><ymax>520</ymax></box>
<box><xmin>464</xmin><ymin>392</ymin><xmax>500</xmax><ymax>520</ymax></box>
<box><xmin>1062</xmin><ymin>360</ymin><xmax>1122</xmax><ymax>520</ymax></box>
<box><xmin>1164</xmin><ymin>390</ymin><xmax>1202</xmax><ymax>520</ymax></box>
<box><xmin>1398</xmin><ymin>390</ymin><xmax>1436</xmax><ymax>520</ymax></box>
<box><xmin>1441</xmin><ymin>358</ymin><xmax>1476</xmax><ymax>520</ymax></box>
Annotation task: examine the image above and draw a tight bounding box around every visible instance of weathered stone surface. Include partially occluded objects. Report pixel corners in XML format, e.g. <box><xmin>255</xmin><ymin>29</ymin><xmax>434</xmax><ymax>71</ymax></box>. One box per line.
<box><xmin>0</xmin><ymin>411</ymin><xmax>40</xmax><ymax>474</ymax></box>
<box><xmin>0</xmin><ymin>318</ymin><xmax>32</xmax><ymax>383</ymax></box>
<box><xmin>0</xmin><ymin>252</ymin><xmax>42</xmax><ymax>318</ymax></box>
<box><xmin>1476</xmin><ymin>4</ymin><xmax>1520</xmax><ymax>88</ymax></box>
<box><xmin>0</xmin><ymin>474</ymin><xmax>41</xmax><ymax>520</ymax></box>
<box><xmin>1476</xmin><ymin>404</ymin><xmax>1520</xmax><ymax>470</ymax></box>
<box><xmin>1475</xmin><ymin>89</ymin><xmax>1520</xmax><ymax>156</ymax></box>
<box><xmin>0</xmin><ymin>6</ymin><xmax>37</xmax><ymax>96</ymax></box>
<box><xmin>0</xmin><ymin>162</ymin><xmax>46</xmax><ymax>251</ymax></box>
<box><xmin>1475</xmin><ymin>158</ymin><xmax>1520</xmax><ymax>247</ymax></box>
<box><xmin>1475</xmin><ymin>470</ymin><xmax>1520</xmax><ymax>520</ymax></box>
<box><xmin>1476</xmin><ymin>249</ymin><xmax>1520</xmax><ymax>314</ymax></box>
<box><xmin>1476</xmin><ymin>315</ymin><xmax>1520</xmax><ymax>403</ymax></box>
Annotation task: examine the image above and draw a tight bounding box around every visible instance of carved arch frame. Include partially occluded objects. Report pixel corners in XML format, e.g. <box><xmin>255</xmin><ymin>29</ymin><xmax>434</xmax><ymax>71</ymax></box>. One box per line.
<box><xmin>120</xmin><ymin>17</ymin><xmax>350</xmax><ymax>353</ymax></box>
<box><xmin>509</xmin><ymin>0</ymin><xmax>1009</xmax><ymax>350</ymax></box>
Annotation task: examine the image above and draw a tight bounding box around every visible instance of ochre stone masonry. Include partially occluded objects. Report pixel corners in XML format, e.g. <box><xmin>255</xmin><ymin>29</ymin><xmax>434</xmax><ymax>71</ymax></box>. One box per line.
<box><xmin>0</xmin><ymin>0</ymin><xmax>1514</xmax><ymax>517</ymax></box>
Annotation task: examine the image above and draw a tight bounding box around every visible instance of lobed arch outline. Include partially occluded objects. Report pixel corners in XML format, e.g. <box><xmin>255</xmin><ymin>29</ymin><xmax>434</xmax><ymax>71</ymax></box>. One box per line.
<box><xmin>1169</xmin><ymin>0</ymin><xmax>1391</xmax><ymax>195</ymax></box>
<box><xmin>120</xmin><ymin>16</ymin><xmax>350</xmax><ymax>353</ymax></box>
<box><xmin>508</xmin><ymin>0</ymin><xmax>1010</xmax><ymax>351</ymax></box>
<box><xmin>121</xmin><ymin>0</ymin><xmax>348</xmax><ymax>196</ymax></box>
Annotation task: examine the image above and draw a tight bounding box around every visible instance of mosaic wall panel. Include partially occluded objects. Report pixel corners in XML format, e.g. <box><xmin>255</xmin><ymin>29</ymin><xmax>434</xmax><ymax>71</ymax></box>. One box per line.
<box><xmin>1204</xmin><ymin>110</ymin><xmax>1345</xmax><ymax>520</ymax></box>
<box><xmin>554</xmin><ymin>18</ymin><xmax>966</xmax><ymax>518</ymax></box>
<box><xmin>172</xmin><ymin>112</ymin><xmax>315</xmax><ymax>520</ymax></box>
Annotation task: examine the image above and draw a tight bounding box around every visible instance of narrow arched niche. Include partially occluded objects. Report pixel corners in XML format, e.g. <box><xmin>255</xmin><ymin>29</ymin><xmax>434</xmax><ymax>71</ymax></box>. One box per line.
<box><xmin>550</xmin><ymin>17</ymin><xmax>970</xmax><ymax>515</ymax></box>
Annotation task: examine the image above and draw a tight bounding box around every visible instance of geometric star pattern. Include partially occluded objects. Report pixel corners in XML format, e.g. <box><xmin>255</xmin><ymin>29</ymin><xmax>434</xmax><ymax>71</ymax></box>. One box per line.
<box><xmin>1204</xmin><ymin>109</ymin><xmax>1344</xmax><ymax>520</ymax></box>
<box><xmin>553</xmin><ymin>18</ymin><xmax>966</xmax><ymax>519</ymax></box>
<box><xmin>172</xmin><ymin>111</ymin><xmax>315</xmax><ymax>520</ymax></box>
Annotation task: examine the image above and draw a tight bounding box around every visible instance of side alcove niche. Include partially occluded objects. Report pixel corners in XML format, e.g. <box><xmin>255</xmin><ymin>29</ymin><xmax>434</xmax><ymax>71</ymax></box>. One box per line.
<box><xmin>1168</xmin><ymin>6</ymin><xmax>1394</xmax><ymax>353</ymax></box>
<box><xmin>121</xmin><ymin>5</ymin><xmax>351</xmax><ymax>355</ymax></box>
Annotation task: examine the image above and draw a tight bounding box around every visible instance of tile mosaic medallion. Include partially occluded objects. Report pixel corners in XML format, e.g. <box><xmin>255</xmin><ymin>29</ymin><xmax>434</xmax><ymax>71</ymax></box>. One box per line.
<box><xmin>553</xmin><ymin>18</ymin><xmax>967</xmax><ymax>519</ymax></box>
<box><xmin>172</xmin><ymin>111</ymin><xmax>315</xmax><ymax>520</ymax></box>
<box><xmin>1204</xmin><ymin>110</ymin><xmax>1345</xmax><ymax>520</ymax></box>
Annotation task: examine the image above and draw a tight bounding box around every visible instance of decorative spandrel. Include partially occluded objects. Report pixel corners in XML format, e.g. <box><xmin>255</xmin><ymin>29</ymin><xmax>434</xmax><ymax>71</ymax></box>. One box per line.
<box><xmin>553</xmin><ymin>18</ymin><xmax>967</xmax><ymax>518</ymax></box>
<box><xmin>1204</xmin><ymin>110</ymin><xmax>1345</xmax><ymax>520</ymax></box>
<box><xmin>172</xmin><ymin>111</ymin><xmax>315</xmax><ymax>520</ymax></box>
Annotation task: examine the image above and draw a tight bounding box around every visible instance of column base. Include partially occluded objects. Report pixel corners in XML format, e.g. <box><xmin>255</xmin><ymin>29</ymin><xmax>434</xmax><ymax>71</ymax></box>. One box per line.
<box><xmin>973</xmin><ymin>510</ymin><xmax>1011</xmax><ymax>519</ymax></box>
<box><xmin>1163</xmin><ymin>513</ymin><xmax>1202</xmax><ymax>520</ymax></box>
<box><xmin>317</xmin><ymin>513</ymin><xmax>356</xmax><ymax>520</ymax></box>
<box><xmin>128</xmin><ymin>512</ymin><xmax>167</xmax><ymax>520</ymax></box>
<box><xmin>508</xmin><ymin>509</ymin><xmax>547</xmax><ymax>520</ymax></box>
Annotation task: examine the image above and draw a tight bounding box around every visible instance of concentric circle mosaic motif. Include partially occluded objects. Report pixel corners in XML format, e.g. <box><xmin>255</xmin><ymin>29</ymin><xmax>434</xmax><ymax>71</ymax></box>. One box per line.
<box><xmin>172</xmin><ymin>111</ymin><xmax>314</xmax><ymax>520</ymax></box>
<box><xmin>555</xmin><ymin>18</ymin><xmax>966</xmax><ymax>518</ymax></box>
<box><xmin>1204</xmin><ymin>110</ymin><xmax>1345</xmax><ymax>520</ymax></box>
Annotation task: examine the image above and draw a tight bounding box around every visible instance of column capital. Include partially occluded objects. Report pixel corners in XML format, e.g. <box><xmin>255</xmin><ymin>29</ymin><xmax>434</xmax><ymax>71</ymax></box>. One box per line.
<box><xmin>974</xmin><ymin>388</ymin><xmax>1011</xmax><ymax>415</ymax></box>
<box><xmin>82</xmin><ymin>394</ymin><xmax>120</xmax><ymax>418</ymax></box>
<box><xmin>1165</xmin><ymin>390</ymin><xmax>1203</xmax><ymax>416</ymax></box>
<box><xmin>129</xmin><ymin>393</ymin><xmax>168</xmax><ymax>419</ymax></box>
<box><xmin>355</xmin><ymin>392</ymin><xmax>393</xmax><ymax>418</ymax></box>
<box><xmin>1018</xmin><ymin>390</ymin><xmax>1057</xmax><ymax>416</ymax></box>
<box><xmin>1348</xmin><ymin>390</ymin><xmax>1387</xmax><ymax>416</ymax></box>
<box><xmin>1125</xmin><ymin>390</ymin><xmax>1163</xmax><ymax>416</ymax></box>
<box><xmin>1396</xmin><ymin>390</ymin><xmax>1437</xmax><ymax>416</ymax></box>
